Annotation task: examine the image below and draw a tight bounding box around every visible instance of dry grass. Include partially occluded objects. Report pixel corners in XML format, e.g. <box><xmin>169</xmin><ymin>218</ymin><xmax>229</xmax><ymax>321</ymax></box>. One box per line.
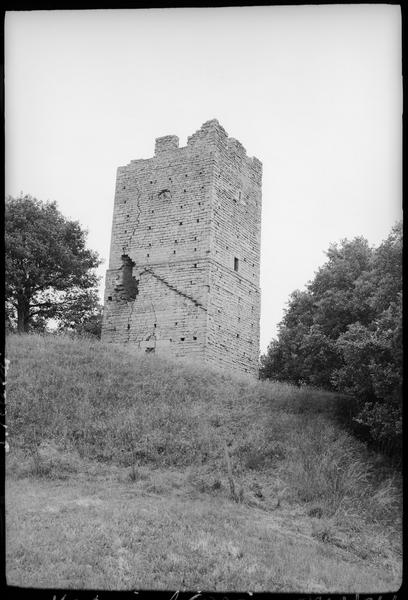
<box><xmin>5</xmin><ymin>333</ymin><xmax>402</xmax><ymax>592</ymax></box>
<box><xmin>6</xmin><ymin>473</ymin><xmax>401</xmax><ymax>592</ymax></box>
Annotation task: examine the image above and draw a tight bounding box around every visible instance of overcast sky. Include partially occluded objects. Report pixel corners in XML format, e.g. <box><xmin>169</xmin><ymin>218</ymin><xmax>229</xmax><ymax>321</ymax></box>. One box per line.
<box><xmin>5</xmin><ymin>6</ymin><xmax>402</xmax><ymax>353</ymax></box>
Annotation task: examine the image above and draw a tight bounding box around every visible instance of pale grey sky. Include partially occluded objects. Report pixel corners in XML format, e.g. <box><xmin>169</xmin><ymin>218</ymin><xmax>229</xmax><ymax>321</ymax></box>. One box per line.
<box><xmin>5</xmin><ymin>6</ymin><xmax>402</xmax><ymax>353</ymax></box>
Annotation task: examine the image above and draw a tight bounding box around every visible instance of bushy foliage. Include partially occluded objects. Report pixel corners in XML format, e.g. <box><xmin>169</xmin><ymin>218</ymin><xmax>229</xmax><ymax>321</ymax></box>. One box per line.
<box><xmin>5</xmin><ymin>194</ymin><xmax>101</xmax><ymax>333</ymax></box>
<box><xmin>260</xmin><ymin>223</ymin><xmax>402</xmax><ymax>456</ymax></box>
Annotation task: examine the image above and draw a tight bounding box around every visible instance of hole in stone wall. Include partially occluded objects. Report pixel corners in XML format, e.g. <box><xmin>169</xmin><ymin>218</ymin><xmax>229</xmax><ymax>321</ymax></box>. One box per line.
<box><xmin>194</xmin><ymin>263</ymin><xmax>197</xmax><ymax>268</ymax></box>
<box><xmin>234</xmin><ymin>257</ymin><xmax>239</xmax><ymax>272</ymax></box>
<box><xmin>148</xmin><ymin>226</ymin><xmax>152</xmax><ymax>230</ymax></box>
<box><xmin>179</xmin><ymin>221</ymin><xmax>183</xmax><ymax>225</ymax></box>
<box><xmin>236</xmin><ymin>334</ymin><xmax>240</xmax><ymax>338</ymax></box>
<box><xmin>175</xmin><ymin>322</ymin><xmax>178</xmax><ymax>325</ymax></box>
<box><xmin>124</xmin><ymin>200</ymin><xmax>127</xmax><ymax>204</ymax></box>
<box><xmin>173</xmin><ymin>250</ymin><xmax>176</xmax><ymax>254</ymax></box>
<box><xmin>193</xmin><ymin>336</ymin><xmax>197</xmax><ymax>340</ymax></box>
<box><xmin>197</xmin><ymin>219</ymin><xmax>200</xmax><ymax>223</ymax></box>
<box><xmin>180</xmin><ymin>337</ymin><xmax>185</xmax><ymax>341</ymax></box>
<box><xmin>114</xmin><ymin>255</ymin><xmax>139</xmax><ymax>301</ymax></box>
<box><xmin>108</xmin><ymin>296</ymin><xmax>112</xmax><ymax>301</ymax></box>
<box><xmin>123</xmin><ymin>186</ymin><xmax>126</xmax><ymax>190</ymax></box>
<box><xmin>127</xmin><ymin>324</ymin><xmax>131</xmax><ymax>330</ymax></box>
<box><xmin>194</xmin><ymin>248</ymin><xmax>197</xmax><ymax>251</ymax></box>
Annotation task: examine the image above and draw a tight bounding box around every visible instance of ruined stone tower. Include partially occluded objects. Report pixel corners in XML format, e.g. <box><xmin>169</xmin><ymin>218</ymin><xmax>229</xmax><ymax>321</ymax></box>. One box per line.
<box><xmin>102</xmin><ymin>120</ymin><xmax>262</xmax><ymax>375</ymax></box>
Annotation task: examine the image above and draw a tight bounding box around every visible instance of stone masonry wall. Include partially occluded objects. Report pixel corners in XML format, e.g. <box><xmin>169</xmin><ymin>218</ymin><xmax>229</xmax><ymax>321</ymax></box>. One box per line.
<box><xmin>102</xmin><ymin>120</ymin><xmax>262</xmax><ymax>375</ymax></box>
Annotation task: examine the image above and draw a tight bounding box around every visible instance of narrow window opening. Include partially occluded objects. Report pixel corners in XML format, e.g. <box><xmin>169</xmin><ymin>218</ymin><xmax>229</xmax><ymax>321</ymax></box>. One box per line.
<box><xmin>194</xmin><ymin>236</ymin><xmax>197</xmax><ymax>241</ymax></box>
<box><xmin>175</xmin><ymin>322</ymin><xmax>178</xmax><ymax>326</ymax></box>
<box><xmin>173</xmin><ymin>250</ymin><xmax>176</xmax><ymax>254</ymax></box>
<box><xmin>154</xmin><ymin>323</ymin><xmax>157</xmax><ymax>328</ymax></box>
<box><xmin>234</xmin><ymin>257</ymin><xmax>239</xmax><ymax>272</ymax></box>
<box><xmin>148</xmin><ymin>226</ymin><xmax>152</xmax><ymax>230</ymax></box>
<box><xmin>194</xmin><ymin>263</ymin><xmax>197</xmax><ymax>268</ymax></box>
<box><xmin>179</xmin><ymin>221</ymin><xmax>183</xmax><ymax>225</ymax></box>
<box><xmin>180</xmin><ymin>337</ymin><xmax>185</xmax><ymax>341</ymax></box>
<box><xmin>124</xmin><ymin>230</ymin><xmax>127</xmax><ymax>234</ymax></box>
<box><xmin>108</xmin><ymin>296</ymin><xmax>112</xmax><ymax>301</ymax></box>
<box><xmin>197</xmin><ymin>219</ymin><xmax>200</xmax><ymax>223</ymax></box>
<box><xmin>127</xmin><ymin>324</ymin><xmax>130</xmax><ymax>330</ymax></box>
<box><xmin>147</xmin><ymin>253</ymin><xmax>149</xmax><ymax>257</ymax></box>
<box><xmin>175</xmin><ymin>240</ymin><xmax>178</xmax><ymax>244</ymax></box>
<box><xmin>193</xmin><ymin>336</ymin><xmax>197</xmax><ymax>340</ymax></box>
<box><xmin>194</xmin><ymin>248</ymin><xmax>197</xmax><ymax>251</ymax></box>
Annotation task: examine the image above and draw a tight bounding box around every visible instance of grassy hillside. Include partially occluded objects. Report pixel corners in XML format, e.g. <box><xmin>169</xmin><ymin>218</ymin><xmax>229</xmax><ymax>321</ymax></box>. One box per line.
<box><xmin>5</xmin><ymin>334</ymin><xmax>402</xmax><ymax>591</ymax></box>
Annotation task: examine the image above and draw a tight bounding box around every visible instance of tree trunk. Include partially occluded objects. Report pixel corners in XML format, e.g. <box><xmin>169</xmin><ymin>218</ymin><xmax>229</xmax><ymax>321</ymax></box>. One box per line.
<box><xmin>17</xmin><ymin>295</ymin><xmax>30</xmax><ymax>333</ymax></box>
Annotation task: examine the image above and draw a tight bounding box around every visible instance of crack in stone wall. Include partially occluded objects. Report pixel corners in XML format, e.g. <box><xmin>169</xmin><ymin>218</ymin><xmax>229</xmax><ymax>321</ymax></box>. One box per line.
<box><xmin>141</xmin><ymin>268</ymin><xmax>207</xmax><ymax>311</ymax></box>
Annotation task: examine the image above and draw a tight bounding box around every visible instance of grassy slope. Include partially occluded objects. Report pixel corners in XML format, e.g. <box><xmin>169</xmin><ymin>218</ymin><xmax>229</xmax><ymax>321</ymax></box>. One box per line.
<box><xmin>5</xmin><ymin>334</ymin><xmax>402</xmax><ymax>592</ymax></box>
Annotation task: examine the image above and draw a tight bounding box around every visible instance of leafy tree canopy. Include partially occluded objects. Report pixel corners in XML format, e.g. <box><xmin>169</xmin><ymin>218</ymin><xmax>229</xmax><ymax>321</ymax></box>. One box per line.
<box><xmin>5</xmin><ymin>194</ymin><xmax>102</xmax><ymax>333</ymax></box>
<box><xmin>260</xmin><ymin>222</ymin><xmax>402</xmax><ymax>456</ymax></box>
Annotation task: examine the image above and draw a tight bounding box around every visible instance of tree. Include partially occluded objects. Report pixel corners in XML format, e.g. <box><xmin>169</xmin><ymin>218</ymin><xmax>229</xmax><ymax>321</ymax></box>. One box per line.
<box><xmin>260</xmin><ymin>223</ymin><xmax>402</xmax><ymax>455</ymax></box>
<box><xmin>5</xmin><ymin>194</ymin><xmax>101</xmax><ymax>333</ymax></box>
<box><xmin>57</xmin><ymin>289</ymin><xmax>103</xmax><ymax>338</ymax></box>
